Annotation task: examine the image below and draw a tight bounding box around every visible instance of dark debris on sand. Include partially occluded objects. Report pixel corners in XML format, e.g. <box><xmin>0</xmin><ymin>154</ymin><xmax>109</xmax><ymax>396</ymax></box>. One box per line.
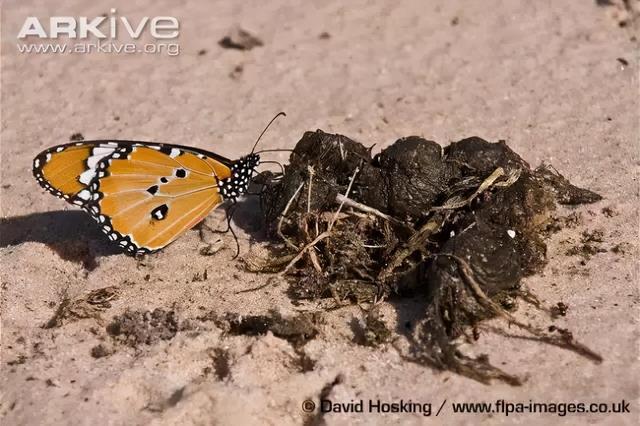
<box><xmin>106</xmin><ymin>309</ymin><xmax>178</xmax><ymax>347</ymax></box>
<box><xmin>249</xmin><ymin>130</ymin><xmax>603</xmax><ymax>385</ymax></box>
<box><xmin>214</xmin><ymin>310</ymin><xmax>320</xmax><ymax>347</ymax></box>
<box><xmin>218</xmin><ymin>27</ymin><xmax>263</xmax><ymax>51</ymax></box>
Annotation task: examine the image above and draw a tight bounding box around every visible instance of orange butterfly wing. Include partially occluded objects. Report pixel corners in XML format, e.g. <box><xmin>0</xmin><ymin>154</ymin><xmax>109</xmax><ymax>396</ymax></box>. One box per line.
<box><xmin>89</xmin><ymin>145</ymin><xmax>231</xmax><ymax>253</ymax></box>
<box><xmin>34</xmin><ymin>141</ymin><xmax>236</xmax><ymax>255</ymax></box>
<box><xmin>33</xmin><ymin>141</ymin><xmax>121</xmax><ymax>204</ymax></box>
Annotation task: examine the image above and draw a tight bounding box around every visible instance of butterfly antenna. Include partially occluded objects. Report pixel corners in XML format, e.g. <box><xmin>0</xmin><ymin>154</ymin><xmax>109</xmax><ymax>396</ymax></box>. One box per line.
<box><xmin>251</xmin><ymin>112</ymin><xmax>286</xmax><ymax>154</ymax></box>
<box><xmin>254</xmin><ymin>148</ymin><xmax>296</xmax><ymax>155</ymax></box>
<box><xmin>260</xmin><ymin>160</ymin><xmax>285</xmax><ymax>176</ymax></box>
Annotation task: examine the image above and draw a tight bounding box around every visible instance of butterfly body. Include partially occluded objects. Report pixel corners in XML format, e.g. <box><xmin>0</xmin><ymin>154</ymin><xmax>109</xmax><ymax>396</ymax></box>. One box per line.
<box><xmin>33</xmin><ymin>140</ymin><xmax>260</xmax><ymax>255</ymax></box>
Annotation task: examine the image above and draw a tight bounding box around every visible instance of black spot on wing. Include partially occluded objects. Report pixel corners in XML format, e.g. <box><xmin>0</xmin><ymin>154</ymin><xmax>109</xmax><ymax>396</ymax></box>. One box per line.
<box><xmin>147</xmin><ymin>185</ymin><xmax>159</xmax><ymax>195</ymax></box>
<box><xmin>175</xmin><ymin>169</ymin><xmax>187</xmax><ymax>178</ymax></box>
<box><xmin>151</xmin><ymin>204</ymin><xmax>169</xmax><ymax>220</ymax></box>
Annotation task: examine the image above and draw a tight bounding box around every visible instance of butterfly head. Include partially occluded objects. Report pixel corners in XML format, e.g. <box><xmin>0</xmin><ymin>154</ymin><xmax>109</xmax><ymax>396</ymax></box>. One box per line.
<box><xmin>218</xmin><ymin>153</ymin><xmax>260</xmax><ymax>201</ymax></box>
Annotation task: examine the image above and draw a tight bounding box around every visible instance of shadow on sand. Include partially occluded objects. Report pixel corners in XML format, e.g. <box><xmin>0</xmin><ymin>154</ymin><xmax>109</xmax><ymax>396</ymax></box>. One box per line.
<box><xmin>0</xmin><ymin>194</ymin><xmax>268</xmax><ymax>270</ymax></box>
<box><xmin>0</xmin><ymin>210</ymin><xmax>123</xmax><ymax>270</ymax></box>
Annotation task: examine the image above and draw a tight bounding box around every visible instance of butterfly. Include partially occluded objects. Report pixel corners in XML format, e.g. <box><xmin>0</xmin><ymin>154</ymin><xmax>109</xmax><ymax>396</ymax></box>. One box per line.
<box><xmin>32</xmin><ymin>113</ymin><xmax>285</xmax><ymax>256</ymax></box>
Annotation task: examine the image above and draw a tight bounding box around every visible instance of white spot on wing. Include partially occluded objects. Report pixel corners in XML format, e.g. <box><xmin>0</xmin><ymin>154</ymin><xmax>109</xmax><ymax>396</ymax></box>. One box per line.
<box><xmin>79</xmin><ymin>169</ymin><xmax>96</xmax><ymax>184</ymax></box>
<box><xmin>77</xmin><ymin>190</ymin><xmax>91</xmax><ymax>200</ymax></box>
<box><xmin>93</xmin><ymin>147</ymin><xmax>115</xmax><ymax>155</ymax></box>
<box><xmin>87</xmin><ymin>147</ymin><xmax>115</xmax><ymax>169</ymax></box>
<box><xmin>169</xmin><ymin>148</ymin><xmax>180</xmax><ymax>158</ymax></box>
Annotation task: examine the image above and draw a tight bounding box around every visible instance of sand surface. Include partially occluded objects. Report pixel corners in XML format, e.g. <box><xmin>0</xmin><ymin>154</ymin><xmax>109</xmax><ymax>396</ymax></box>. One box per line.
<box><xmin>1</xmin><ymin>1</ymin><xmax>638</xmax><ymax>425</ymax></box>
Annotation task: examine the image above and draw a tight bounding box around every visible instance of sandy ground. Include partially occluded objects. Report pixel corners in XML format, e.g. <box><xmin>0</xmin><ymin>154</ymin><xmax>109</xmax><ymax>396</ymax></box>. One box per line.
<box><xmin>1</xmin><ymin>0</ymin><xmax>638</xmax><ymax>425</ymax></box>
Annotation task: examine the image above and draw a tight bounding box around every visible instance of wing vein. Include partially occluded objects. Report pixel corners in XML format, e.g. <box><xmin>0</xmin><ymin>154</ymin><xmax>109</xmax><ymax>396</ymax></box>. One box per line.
<box><xmin>115</xmin><ymin>157</ymin><xmax>216</xmax><ymax>178</ymax></box>
<box><xmin>144</xmin><ymin>192</ymin><xmax>220</xmax><ymax>247</ymax></box>
<box><xmin>174</xmin><ymin>154</ymin><xmax>219</xmax><ymax>178</ymax></box>
<box><xmin>103</xmin><ymin>185</ymin><xmax>219</xmax><ymax>220</ymax></box>
<box><xmin>102</xmin><ymin>185</ymin><xmax>219</xmax><ymax>199</ymax></box>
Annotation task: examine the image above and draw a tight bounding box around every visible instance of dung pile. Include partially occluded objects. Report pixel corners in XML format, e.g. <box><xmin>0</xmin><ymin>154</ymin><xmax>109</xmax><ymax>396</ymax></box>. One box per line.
<box><xmin>252</xmin><ymin>130</ymin><xmax>602</xmax><ymax>384</ymax></box>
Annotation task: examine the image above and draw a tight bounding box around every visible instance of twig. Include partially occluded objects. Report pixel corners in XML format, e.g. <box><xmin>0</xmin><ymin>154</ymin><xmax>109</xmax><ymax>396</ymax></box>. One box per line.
<box><xmin>235</xmin><ymin>277</ymin><xmax>277</xmax><ymax>293</ymax></box>
<box><xmin>307</xmin><ymin>165</ymin><xmax>314</xmax><ymax>214</ymax></box>
<box><xmin>377</xmin><ymin>215</ymin><xmax>447</xmax><ymax>282</ymax></box>
<box><xmin>329</xmin><ymin>166</ymin><xmax>360</xmax><ymax>230</ymax></box>
<box><xmin>277</xmin><ymin>182</ymin><xmax>304</xmax><ymax>250</ymax></box>
<box><xmin>440</xmin><ymin>254</ymin><xmax>603</xmax><ymax>363</ymax></box>
<box><xmin>307</xmin><ymin>165</ymin><xmax>320</xmax><ymax>238</ymax></box>
<box><xmin>282</xmin><ymin>231</ymin><xmax>331</xmax><ymax>274</ymax></box>
<box><xmin>431</xmin><ymin>167</ymin><xmax>509</xmax><ymax>211</ymax></box>
<box><xmin>282</xmin><ymin>166</ymin><xmax>360</xmax><ymax>274</ymax></box>
<box><xmin>335</xmin><ymin>194</ymin><xmax>404</xmax><ymax>225</ymax></box>
<box><xmin>308</xmin><ymin>248</ymin><xmax>323</xmax><ymax>273</ymax></box>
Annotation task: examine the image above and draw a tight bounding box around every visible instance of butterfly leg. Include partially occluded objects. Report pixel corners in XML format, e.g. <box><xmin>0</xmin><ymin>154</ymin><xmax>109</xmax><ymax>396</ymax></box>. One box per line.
<box><xmin>197</xmin><ymin>202</ymin><xmax>240</xmax><ymax>257</ymax></box>
<box><xmin>208</xmin><ymin>202</ymin><xmax>240</xmax><ymax>258</ymax></box>
<box><xmin>225</xmin><ymin>201</ymin><xmax>241</xmax><ymax>259</ymax></box>
<box><xmin>209</xmin><ymin>202</ymin><xmax>236</xmax><ymax>234</ymax></box>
